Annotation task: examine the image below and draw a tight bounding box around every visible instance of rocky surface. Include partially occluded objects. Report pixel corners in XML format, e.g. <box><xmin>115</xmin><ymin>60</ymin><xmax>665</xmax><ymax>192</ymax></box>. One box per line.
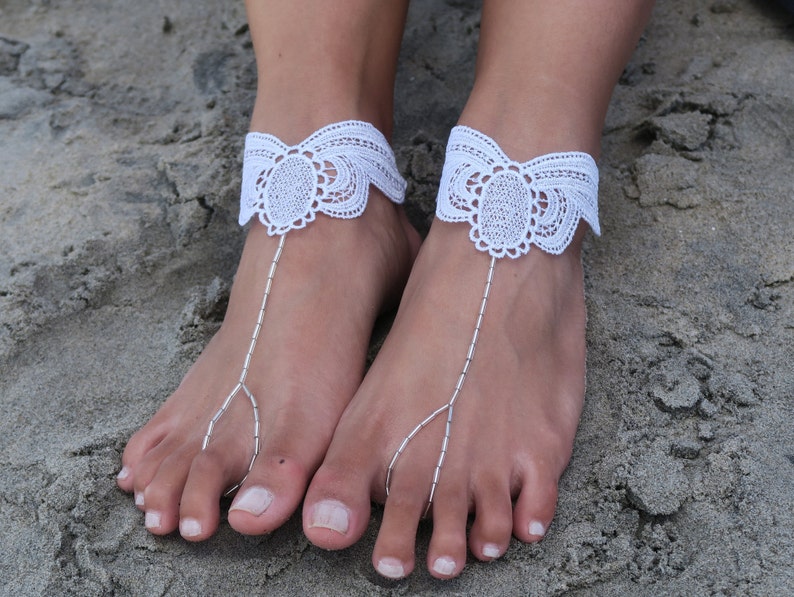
<box><xmin>1</xmin><ymin>1</ymin><xmax>792</xmax><ymax>595</ymax></box>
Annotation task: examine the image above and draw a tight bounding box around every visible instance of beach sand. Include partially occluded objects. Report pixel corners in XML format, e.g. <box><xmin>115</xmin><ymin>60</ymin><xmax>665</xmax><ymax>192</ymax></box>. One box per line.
<box><xmin>1</xmin><ymin>0</ymin><xmax>792</xmax><ymax>594</ymax></box>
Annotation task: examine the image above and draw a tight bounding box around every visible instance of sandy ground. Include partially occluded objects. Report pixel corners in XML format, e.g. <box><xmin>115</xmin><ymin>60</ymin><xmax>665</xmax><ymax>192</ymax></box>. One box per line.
<box><xmin>1</xmin><ymin>0</ymin><xmax>793</xmax><ymax>595</ymax></box>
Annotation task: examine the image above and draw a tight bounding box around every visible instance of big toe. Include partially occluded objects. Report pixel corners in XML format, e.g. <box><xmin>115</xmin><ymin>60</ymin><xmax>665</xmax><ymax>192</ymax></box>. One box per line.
<box><xmin>303</xmin><ymin>455</ymin><xmax>376</xmax><ymax>550</ymax></box>
<box><xmin>228</xmin><ymin>453</ymin><xmax>310</xmax><ymax>535</ymax></box>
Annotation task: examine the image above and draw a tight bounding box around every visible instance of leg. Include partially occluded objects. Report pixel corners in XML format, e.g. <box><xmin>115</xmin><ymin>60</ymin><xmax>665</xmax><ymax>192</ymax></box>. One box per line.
<box><xmin>303</xmin><ymin>0</ymin><xmax>654</xmax><ymax>579</ymax></box>
<box><xmin>117</xmin><ymin>0</ymin><xmax>419</xmax><ymax>540</ymax></box>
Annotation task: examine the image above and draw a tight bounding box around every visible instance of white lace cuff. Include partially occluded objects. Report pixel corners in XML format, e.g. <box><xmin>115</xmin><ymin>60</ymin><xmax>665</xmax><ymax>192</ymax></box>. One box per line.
<box><xmin>240</xmin><ymin>120</ymin><xmax>406</xmax><ymax>235</ymax></box>
<box><xmin>436</xmin><ymin>126</ymin><xmax>600</xmax><ymax>258</ymax></box>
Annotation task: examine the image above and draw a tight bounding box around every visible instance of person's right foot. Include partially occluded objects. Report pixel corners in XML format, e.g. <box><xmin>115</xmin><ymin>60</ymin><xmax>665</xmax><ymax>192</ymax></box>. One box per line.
<box><xmin>117</xmin><ymin>190</ymin><xmax>420</xmax><ymax>541</ymax></box>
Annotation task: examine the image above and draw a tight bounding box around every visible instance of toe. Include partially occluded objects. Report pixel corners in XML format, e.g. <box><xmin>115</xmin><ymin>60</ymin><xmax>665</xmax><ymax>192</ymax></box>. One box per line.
<box><xmin>130</xmin><ymin>435</ymin><xmax>188</xmax><ymax>512</ymax></box>
<box><xmin>115</xmin><ymin>463</ymin><xmax>133</xmax><ymax>492</ymax></box>
<box><xmin>117</xmin><ymin>423</ymin><xmax>170</xmax><ymax>492</ymax></box>
<box><xmin>229</xmin><ymin>408</ymin><xmax>332</xmax><ymax>535</ymax></box>
<box><xmin>371</xmin><ymin>478</ymin><xmax>430</xmax><ymax>580</ymax></box>
<box><xmin>512</xmin><ymin>474</ymin><xmax>558</xmax><ymax>543</ymax></box>
<box><xmin>426</xmin><ymin>479</ymin><xmax>470</xmax><ymax>579</ymax></box>
<box><xmin>177</xmin><ymin>444</ymin><xmax>250</xmax><ymax>541</ymax></box>
<box><xmin>303</xmin><ymin>459</ymin><xmax>374</xmax><ymax>550</ymax></box>
<box><xmin>468</xmin><ymin>474</ymin><xmax>514</xmax><ymax>561</ymax></box>
<box><xmin>140</xmin><ymin>446</ymin><xmax>196</xmax><ymax>535</ymax></box>
<box><xmin>228</xmin><ymin>453</ymin><xmax>309</xmax><ymax>535</ymax></box>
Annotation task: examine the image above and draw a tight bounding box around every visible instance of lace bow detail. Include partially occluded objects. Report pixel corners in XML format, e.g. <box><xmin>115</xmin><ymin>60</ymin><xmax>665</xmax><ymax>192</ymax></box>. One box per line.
<box><xmin>436</xmin><ymin>126</ymin><xmax>600</xmax><ymax>258</ymax></box>
<box><xmin>240</xmin><ymin>120</ymin><xmax>406</xmax><ymax>235</ymax></box>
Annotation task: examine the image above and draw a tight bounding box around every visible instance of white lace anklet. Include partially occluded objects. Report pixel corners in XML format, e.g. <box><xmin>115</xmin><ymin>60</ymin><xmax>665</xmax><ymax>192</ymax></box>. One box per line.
<box><xmin>204</xmin><ymin>120</ymin><xmax>406</xmax><ymax>496</ymax></box>
<box><xmin>386</xmin><ymin>125</ymin><xmax>599</xmax><ymax>515</ymax></box>
<box><xmin>239</xmin><ymin>120</ymin><xmax>406</xmax><ymax>232</ymax></box>
<box><xmin>436</xmin><ymin>125</ymin><xmax>599</xmax><ymax>257</ymax></box>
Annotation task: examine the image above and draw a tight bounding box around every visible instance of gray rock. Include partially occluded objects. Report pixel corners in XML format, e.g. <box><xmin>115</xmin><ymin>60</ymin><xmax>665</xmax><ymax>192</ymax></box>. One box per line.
<box><xmin>698</xmin><ymin>421</ymin><xmax>716</xmax><ymax>441</ymax></box>
<box><xmin>671</xmin><ymin>439</ymin><xmax>702</xmax><ymax>459</ymax></box>
<box><xmin>647</xmin><ymin>111</ymin><xmax>712</xmax><ymax>150</ymax></box>
<box><xmin>633</xmin><ymin>153</ymin><xmax>703</xmax><ymax>208</ymax></box>
<box><xmin>650</xmin><ymin>371</ymin><xmax>702</xmax><ymax>412</ymax></box>
<box><xmin>649</xmin><ymin>358</ymin><xmax>702</xmax><ymax>413</ymax></box>
<box><xmin>711</xmin><ymin>0</ymin><xmax>740</xmax><ymax>13</ymax></box>
<box><xmin>626</xmin><ymin>450</ymin><xmax>691</xmax><ymax>516</ymax></box>
<box><xmin>709</xmin><ymin>371</ymin><xmax>758</xmax><ymax>406</ymax></box>
<box><xmin>0</xmin><ymin>77</ymin><xmax>51</xmax><ymax>119</ymax></box>
<box><xmin>0</xmin><ymin>37</ymin><xmax>28</xmax><ymax>75</ymax></box>
<box><xmin>698</xmin><ymin>398</ymin><xmax>720</xmax><ymax>418</ymax></box>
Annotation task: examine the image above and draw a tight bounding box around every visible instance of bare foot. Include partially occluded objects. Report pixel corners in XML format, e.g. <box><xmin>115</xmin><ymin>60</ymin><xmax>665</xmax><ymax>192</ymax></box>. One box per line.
<box><xmin>303</xmin><ymin>218</ymin><xmax>588</xmax><ymax>579</ymax></box>
<box><xmin>117</xmin><ymin>191</ymin><xmax>419</xmax><ymax>540</ymax></box>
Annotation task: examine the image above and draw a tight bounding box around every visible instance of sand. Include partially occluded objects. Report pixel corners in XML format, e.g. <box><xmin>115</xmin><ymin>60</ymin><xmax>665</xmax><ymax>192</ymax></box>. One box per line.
<box><xmin>1</xmin><ymin>0</ymin><xmax>792</xmax><ymax>595</ymax></box>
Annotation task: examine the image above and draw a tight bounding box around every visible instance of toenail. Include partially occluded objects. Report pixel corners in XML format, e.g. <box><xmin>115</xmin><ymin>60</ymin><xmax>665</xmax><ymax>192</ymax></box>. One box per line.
<box><xmin>117</xmin><ymin>466</ymin><xmax>130</xmax><ymax>481</ymax></box>
<box><xmin>308</xmin><ymin>500</ymin><xmax>350</xmax><ymax>534</ymax></box>
<box><xmin>180</xmin><ymin>517</ymin><xmax>202</xmax><ymax>537</ymax></box>
<box><xmin>376</xmin><ymin>557</ymin><xmax>406</xmax><ymax>579</ymax></box>
<box><xmin>145</xmin><ymin>511</ymin><xmax>162</xmax><ymax>529</ymax></box>
<box><xmin>229</xmin><ymin>486</ymin><xmax>274</xmax><ymax>516</ymax></box>
<box><xmin>482</xmin><ymin>543</ymin><xmax>501</xmax><ymax>559</ymax></box>
<box><xmin>134</xmin><ymin>492</ymin><xmax>145</xmax><ymax>507</ymax></box>
<box><xmin>528</xmin><ymin>520</ymin><xmax>546</xmax><ymax>537</ymax></box>
<box><xmin>432</xmin><ymin>556</ymin><xmax>456</xmax><ymax>577</ymax></box>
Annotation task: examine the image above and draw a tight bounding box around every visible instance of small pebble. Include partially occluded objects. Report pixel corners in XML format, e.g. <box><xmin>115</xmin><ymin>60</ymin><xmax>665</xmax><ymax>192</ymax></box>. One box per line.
<box><xmin>698</xmin><ymin>421</ymin><xmax>715</xmax><ymax>441</ymax></box>
<box><xmin>671</xmin><ymin>439</ymin><xmax>701</xmax><ymax>460</ymax></box>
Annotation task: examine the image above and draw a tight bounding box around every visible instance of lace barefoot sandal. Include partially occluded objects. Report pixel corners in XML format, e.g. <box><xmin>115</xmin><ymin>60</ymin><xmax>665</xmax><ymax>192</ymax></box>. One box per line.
<box><xmin>385</xmin><ymin>125</ymin><xmax>600</xmax><ymax>516</ymax></box>
<box><xmin>205</xmin><ymin>120</ymin><xmax>406</xmax><ymax>495</ymax></box>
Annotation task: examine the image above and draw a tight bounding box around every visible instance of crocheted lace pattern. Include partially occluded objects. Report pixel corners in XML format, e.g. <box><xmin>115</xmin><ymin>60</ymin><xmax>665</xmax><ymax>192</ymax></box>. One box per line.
<box><xmin>436</xmin><ymin>126</ymin><xmax>600</xmax><ymax>258</ymax></box>
<box><xmin>240</xmin><ymin>120</ymin><xmax>406</xmax><ymax>235</ymax></box>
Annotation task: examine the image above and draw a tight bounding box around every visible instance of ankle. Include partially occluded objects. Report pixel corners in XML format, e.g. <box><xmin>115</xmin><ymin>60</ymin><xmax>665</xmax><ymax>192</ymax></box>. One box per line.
<box><xmin>245</xmin><ymin>1</ymin><xmax>406</xmax><ymax>142</ymax></box>
<box><xmin>458</xmin><ymin>85</ymin><xmax>602</xmax><ymax>161</ymax></box>
<box><xmin>249</xmin><ymin>90</ymin><xmax>393</xmax><ymax>143</ymax></box>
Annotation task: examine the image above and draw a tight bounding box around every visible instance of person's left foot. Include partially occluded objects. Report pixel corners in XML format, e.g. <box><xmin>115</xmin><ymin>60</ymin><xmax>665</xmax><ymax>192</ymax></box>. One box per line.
<box><xmin>303</xmin><ymin>219</ymin><xmax>589</xmax><ymax>579</ymax></box>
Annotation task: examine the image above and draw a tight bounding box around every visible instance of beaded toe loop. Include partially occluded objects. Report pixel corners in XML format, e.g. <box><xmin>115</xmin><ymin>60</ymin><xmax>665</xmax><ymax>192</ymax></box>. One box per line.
<box><xmin>203</xmin><ymin>121</ymin><xmax>405</xmax><ymax>495</ymax></box>
<box><xmin>385</xmin><ymin>125</ymin><xmax>599</xmax><ymax>514</ymax></box>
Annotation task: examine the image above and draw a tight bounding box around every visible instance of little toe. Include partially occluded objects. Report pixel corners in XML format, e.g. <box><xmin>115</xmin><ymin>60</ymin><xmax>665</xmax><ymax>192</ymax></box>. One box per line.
<box><xmin>115</xmin><ymin>463</ymin><xmax>134</xmax><ymax>492</ymax></box>
<box><xmin>512</xmin><ymin>475</ymin><xmax>558</xmax><ymax>543</ymax></box>
<box><xmin>228</xmin><ymin>454</ymin><xmax>310</xmax><ymax>535</ymax></box>
<box><xmin>116</xmin><ymin>421</ymin><xmax>168</xmax><ymax>492</ymax></box>
<box><xmin>117</xmin><ymin>416</ymin><xmax>175</xmax><ymax>492</ymax></box>
<box><xmin>468</xmin><ymin>476</ymin><xmax>514</xmax><ymax>561</ymax></box>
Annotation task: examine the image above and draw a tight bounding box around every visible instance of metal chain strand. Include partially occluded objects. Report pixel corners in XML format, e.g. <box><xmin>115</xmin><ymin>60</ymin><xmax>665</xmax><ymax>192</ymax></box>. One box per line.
<box><xmin>202</xmin><ymin>233</ymin><xmax>286</xmax><ymax>497</ymax></box>
<box><xmin>385</xmin><ymin>255</ymin><xmax>496</xmax><ymax>517</ymax></box>
<box><xmin>206</xmin><ymin>122</ymin><xmax>403</xmax><ymax>498</ymax></box>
